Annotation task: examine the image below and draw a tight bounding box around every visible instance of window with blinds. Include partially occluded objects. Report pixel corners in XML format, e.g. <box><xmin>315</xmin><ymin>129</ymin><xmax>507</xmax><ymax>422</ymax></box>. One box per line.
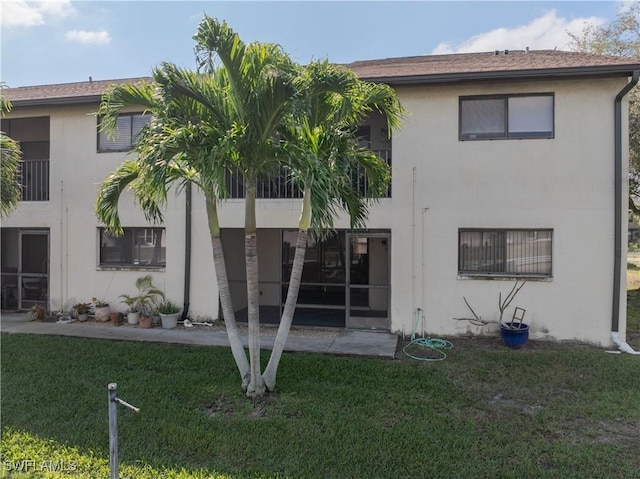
<box><xmin>99</xmin><ymin>227</ymin><xmax>165</xmax><ymax>267</ymax></box>
<box><xmin>458</xmin><ymin>229</ymin><xmax>552</xmax><ymax>277</ymax></box>
<box><xmin>459</xmin><ymin>94</ymin><xmax>554</xmax><ymax>140</ymax></box>
<box><xmin>98</xmin><ymin>113</ymin><xmax>150</xmax><ymax>152</ymax></box>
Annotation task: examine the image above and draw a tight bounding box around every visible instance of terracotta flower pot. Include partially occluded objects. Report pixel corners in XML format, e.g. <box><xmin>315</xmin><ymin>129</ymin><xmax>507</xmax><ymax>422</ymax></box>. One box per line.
<box><xmin>110</xmin><ymin>311</ymin><xmax>120</xmax><ymax>326</ymax></box>
<box><xmin>139</xmin><ymin>315</ymin><xmax>153</xmax><ymax>328</ymax></box>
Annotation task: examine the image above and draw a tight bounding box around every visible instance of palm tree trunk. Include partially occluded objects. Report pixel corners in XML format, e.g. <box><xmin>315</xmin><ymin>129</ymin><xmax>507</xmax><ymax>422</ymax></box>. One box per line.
<box><xmin>263</xmin><ymin>188</ymin><xmax>311</xmax><ymax>390</ymax></box>
<box><xmin>244</xmin><ymin>180</ymin><xmax>266</xmax><ymax>397</ymax></box>
<box><xmin>206</xmin><ymin>194</ymin><xmax>250</xmax><ymax>389</ymax></box>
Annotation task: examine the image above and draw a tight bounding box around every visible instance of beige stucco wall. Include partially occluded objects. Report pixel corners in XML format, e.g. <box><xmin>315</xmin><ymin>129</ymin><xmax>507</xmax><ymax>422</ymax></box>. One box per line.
<box><xmin>2</xmin><ymin>103</ymin><xmax>204</xmax><ymax>316</ymax></box>
<box><xmin>3</xmin><ymin>74</ymin><xmax>630</xmax><ymax>346</ymax></box>
<box><xmin>377</xmin><ymin>77</ymin><xmax>628</xmax><ymax>346</ymax></box>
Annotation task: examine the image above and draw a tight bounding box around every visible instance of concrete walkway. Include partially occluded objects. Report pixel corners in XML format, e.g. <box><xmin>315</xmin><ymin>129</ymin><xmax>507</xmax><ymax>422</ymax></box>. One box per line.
<box><xmin>0</xmin><ymin>312</ymin><xmax>398</xmax><ymax>359</ymax></box>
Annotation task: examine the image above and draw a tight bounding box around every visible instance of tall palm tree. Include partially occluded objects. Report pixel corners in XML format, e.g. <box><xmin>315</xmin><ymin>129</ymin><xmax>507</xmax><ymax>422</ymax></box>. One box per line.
<box><xmin>1</xmin><ymin>85</ymin><xmax>23</xmax><ymax>218</ymax></box>
<box><xmin>192</xmin><ymin>16</ymin><xmax>296</xmax><ymax>397</ymax></box>
<box><xmin>261</xmin><ymin>61</ymin><xmax>404</xmax><ymax>390</ymax></box>
<box><xmin>97</xmin><ymin>16</ymin><xmax>404</xmax><ymax>397</ymax></box>
<box><xmin>98</xmin><ymin>16</ymin><xmax>296</xmax><ymax>397</ymax></box>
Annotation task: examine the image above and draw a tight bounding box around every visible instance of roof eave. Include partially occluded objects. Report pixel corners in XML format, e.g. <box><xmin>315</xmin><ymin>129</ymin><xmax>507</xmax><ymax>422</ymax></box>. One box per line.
<box><xmin>359</xmin><ymin>65</ymin><xmax>640</xmax><ymax>85</ymax></box>
<box><xmin>9</xmin><ymin>94</ymin><xmax>103</xmax><ymax>108</ymax></box>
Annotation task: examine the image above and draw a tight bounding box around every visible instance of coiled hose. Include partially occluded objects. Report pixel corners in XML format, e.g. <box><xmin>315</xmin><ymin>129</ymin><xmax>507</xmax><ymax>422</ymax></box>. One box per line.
<box><xmin>403</xmin><ymin>309</ymin><xmax>453</xmax><ymax>361</ymax></box>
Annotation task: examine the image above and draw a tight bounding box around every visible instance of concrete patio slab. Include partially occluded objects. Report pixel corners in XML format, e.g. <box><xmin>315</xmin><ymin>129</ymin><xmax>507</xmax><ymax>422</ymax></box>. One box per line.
<box><xmin>0</xmin><ymin>312</ymin><xmax>398</xmax><ymax>359</ymax></box>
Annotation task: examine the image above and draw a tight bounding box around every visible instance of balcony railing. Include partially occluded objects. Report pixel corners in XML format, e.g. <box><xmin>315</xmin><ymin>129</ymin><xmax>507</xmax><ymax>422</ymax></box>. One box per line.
<box><xmin>19</xmin><ymin>159</ymin><xmax>49</xmax><ymax>202</ymax></box>
<box><xmin>225</xmin><ymin>149</ymin><xmax>391</xmax><ymax>199</ymax></box>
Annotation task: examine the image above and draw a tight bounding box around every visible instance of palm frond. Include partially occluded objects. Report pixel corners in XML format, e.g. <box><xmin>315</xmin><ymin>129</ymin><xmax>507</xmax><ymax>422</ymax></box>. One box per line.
<box><xmin>98</xmin><ymin>81</ymin><xmax>156</xmax><ymax>139</ymax></box>
<box><xmin>0</xmin><ymin>132</ymin><xmax>22</xmax><ymax>217</ymax></box>
<box><xmin>95</xmin><ymin>161</ymin><xmax>143</xmax><ymax>235</ymax></box>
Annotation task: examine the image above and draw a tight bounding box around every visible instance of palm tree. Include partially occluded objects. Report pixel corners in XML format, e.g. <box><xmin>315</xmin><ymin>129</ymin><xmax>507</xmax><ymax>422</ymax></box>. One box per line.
<box><xmin>97</xmin><ymin>17</ymin><xmax>295</xmax><ymax>397</ymax></box>
<box><xmin>1</xmin><ymin>84</ymin><xmax>23</xmax><ymax>218</ymax></box>
<box><xmin>192</xmin><ymin>16</ymin><xmax>297</xmax><ymax>397</ymax></box>
<box><xmin>97</xmin><ymin>16</ymin><xmax>404</xmax><ymax>397</ymax></box>
<box><xmin>261</xmin><ymin>61</ymin><xmax>404</xmax><ymax>390</ymax></box>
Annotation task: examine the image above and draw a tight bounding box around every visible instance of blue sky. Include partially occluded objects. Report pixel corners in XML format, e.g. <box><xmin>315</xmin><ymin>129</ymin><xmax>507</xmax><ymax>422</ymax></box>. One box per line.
<box><xmin>0</xmin><ymin>1</ymin><xmax>631</xmax><ymax>88</ymax></box>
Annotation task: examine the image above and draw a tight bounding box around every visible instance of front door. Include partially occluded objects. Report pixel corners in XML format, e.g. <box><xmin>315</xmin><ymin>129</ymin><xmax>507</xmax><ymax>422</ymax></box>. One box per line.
<box><xmin>19</xmin><ymin>230</ymin><xmax>49</xmax><ymax>310</ymax></box>
<box><xmin>346</xmin><ymin>233</ymin><xmax>390</xmax><ymax>329</ymax></box>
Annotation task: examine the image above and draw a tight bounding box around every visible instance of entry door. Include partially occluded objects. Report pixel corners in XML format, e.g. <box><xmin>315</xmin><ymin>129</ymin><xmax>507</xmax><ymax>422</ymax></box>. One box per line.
<box><xmin>19</xmin><ymin>230</ymin><xmax>49</xmax><ymax>310</ymax></box>
<box><xmin>346</xmin><ymin>233</ymin><xmax>390</xmax><ymax>329</ymax></box>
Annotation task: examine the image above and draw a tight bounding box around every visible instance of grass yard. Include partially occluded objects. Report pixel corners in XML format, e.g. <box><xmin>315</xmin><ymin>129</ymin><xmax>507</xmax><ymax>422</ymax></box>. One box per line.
<box><xmin>1</xmin><ymin>333</ymin><xmax>639</xmax><ymax>479</ymax></box>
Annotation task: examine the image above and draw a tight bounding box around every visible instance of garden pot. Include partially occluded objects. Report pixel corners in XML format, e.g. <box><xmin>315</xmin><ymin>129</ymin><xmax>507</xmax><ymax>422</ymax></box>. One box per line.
<box><xmin>127</xmin><ymin>312</ymin><xmax>140</xmax><ymax>325</ymax></box>
<box><xmin>500</xmin><ymin>322</ymin><xmax>529</xmax><ymax>349</ymax></box>
<box><xmin>160</xmin><ymin>312</ymin><xmax>180</xmax><ymax>329</ymax></box>
<box><xmin>110</xmin><ymin>312</ymin><xmax>120</xmax><ymax>326</ymax></box>
<box><xmin>77</xmin><ymin>313</ymin><xmax>88</xmax><ymax>322</ymax></box>
<box><xmin>94</xmin><ymin>305</ymin><xmax>111</xmax><ymax>322</ymax></box>
<box><xmin>139</xmin><ymin>315</ymin><xmax>153</xmax><ymax>328</ymax></box>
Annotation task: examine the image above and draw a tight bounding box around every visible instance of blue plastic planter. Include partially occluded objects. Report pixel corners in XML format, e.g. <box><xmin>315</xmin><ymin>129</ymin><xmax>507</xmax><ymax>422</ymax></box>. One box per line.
<box><xmin>500</xmin><ymin>322</ymin><xmax>529</xmax><ymax>349</ymax></box>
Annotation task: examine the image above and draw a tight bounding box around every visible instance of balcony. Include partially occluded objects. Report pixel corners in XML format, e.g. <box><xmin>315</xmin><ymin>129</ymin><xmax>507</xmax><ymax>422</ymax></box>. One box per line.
<box><xmin>20</xmin><ymin>159</ymin><xmax>49</xmax><ymax>202</ymax></box>
<box><xmin>225</xmin><ymin>149</ymin><xmax>391</xmax><ymax>199</ymax></box>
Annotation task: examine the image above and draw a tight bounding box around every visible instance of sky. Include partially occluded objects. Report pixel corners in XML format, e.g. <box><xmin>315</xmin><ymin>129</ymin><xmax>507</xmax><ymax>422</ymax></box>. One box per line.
<box><xmin>0</xmin><ymin>0</ymin><xmax>633</xmax><ymax>88</ymax></box>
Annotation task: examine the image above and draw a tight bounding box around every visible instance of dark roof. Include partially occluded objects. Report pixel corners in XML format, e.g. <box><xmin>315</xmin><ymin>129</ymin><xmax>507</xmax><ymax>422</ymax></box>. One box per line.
<box><xmin>5</xmin><ymin>77</ymin><xmax>151</xmax><ymax>107</ymax></box>
<box><xmin>344</xmin><ymin>50</ymin><xmax>640</xmax><ymax>85</ymax></box>
<box><xmin>6</xmin><ymin>50</ymin><xmax>640</xmax><ymax>106</ymax></box>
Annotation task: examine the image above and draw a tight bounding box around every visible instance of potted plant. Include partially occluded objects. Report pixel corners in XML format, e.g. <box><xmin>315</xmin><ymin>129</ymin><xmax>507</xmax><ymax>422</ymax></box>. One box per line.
<box><xmin>119</xmin><ymin>275</ymin><xmax>164</xmax><ymax>325</ymax></box>
<box><xmin>138</xmin><ymin>306</ymin><xmax>154</xmax><ymax>329</ymax></box>
<box><xmin>92</xmin><ymin>297</ymin><xmax>111</xmax><ymax>322</ymax></box>
<box><xmin>454</xmin><ymin>281</ymin><xmax>529</xmax><ymax>349</ymax></box>
<box><xmin>73</xmin><ymin>302</ymin><xmax>91</xmax><ymax>322</ymax></box>
<box><xmin>30</xmin><ymin>304</ymin><xmax>46</xmax><ymax>321</ymax></box>
<box><xmin>158</xmin><ymin>300</ymin><xmax>181</xmax><ymax>329</ymax></box>
<box><xmin>150</xmin><ymin>307</ymin><xmax>161</xmax><ymax>326</ymax></box>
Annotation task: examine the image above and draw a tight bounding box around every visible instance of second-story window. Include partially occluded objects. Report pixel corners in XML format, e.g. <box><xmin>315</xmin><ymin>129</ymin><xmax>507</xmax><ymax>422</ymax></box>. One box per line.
<box><xmin>98</xmin><ymin>113</ymin><xmax>150</xmax><ymax>152</ymax></box>
<box><xmin>459</xmin><ymin>94</ymin><xmax>554</xmax><ymax>140</ymax></box>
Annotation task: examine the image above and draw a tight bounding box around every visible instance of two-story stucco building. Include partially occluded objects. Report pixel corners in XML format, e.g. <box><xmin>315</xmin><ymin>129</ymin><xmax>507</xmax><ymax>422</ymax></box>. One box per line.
<box><xmin>3</xmin><ymin>49</ymin><xmax>639</xmax><ymax>348</ymax></box>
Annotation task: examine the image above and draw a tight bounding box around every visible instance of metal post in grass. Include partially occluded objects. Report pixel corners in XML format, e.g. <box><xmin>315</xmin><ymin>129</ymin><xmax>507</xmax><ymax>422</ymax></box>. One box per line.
<box><xmin>108</xmin><ymin>383</ymin><xmax>140</xmax><ymax>479</ymax></box>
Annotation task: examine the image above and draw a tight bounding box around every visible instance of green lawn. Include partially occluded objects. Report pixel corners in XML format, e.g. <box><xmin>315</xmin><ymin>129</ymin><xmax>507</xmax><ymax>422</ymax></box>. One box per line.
<box><xmin>1</xmin><ymin>334</ymin><xmax>639</xmax><ymax>478</ymax></box>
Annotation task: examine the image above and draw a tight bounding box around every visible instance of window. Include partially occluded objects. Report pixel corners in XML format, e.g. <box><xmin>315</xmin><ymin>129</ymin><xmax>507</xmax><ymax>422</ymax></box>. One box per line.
<box><xmin>458</xmin><ymin>229</ymin><xmax>552</xmax><ymax>277</ymax></box>
<box><xmin>459</xmin><ymin>94</ymin><xmax>554</xmax><ymax>140</ymax></box>
<box><xmin>98</xmin><ymin>113</ymin><xmax>150</xmax><ymax>152</ymax></box>
<box><xmin>99</xmin><ymin>227</ymin><xmax>165</xmax><ymax>267</ymax></box>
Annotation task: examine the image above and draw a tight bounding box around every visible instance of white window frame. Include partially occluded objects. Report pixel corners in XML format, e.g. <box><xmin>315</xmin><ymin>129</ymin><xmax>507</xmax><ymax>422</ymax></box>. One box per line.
<box><xmin>459</xmin><ymin>93</ymin><xmax>554</xmax><ymax>141</ymax></box>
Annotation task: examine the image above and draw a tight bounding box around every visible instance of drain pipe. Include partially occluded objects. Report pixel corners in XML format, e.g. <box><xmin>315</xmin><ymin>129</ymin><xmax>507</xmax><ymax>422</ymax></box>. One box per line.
<box><xmin>182</xmin><ymin>181</ymin><xmax>192</xmax><ymax>320</ymax></box>
<box><xmin>612</xmin><ymin>70</ymin><xmax>640</xmax><ymax>354</ymax></box>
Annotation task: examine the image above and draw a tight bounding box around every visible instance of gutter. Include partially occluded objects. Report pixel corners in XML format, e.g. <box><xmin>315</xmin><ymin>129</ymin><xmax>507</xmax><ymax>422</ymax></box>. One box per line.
<box><xmin>182</xmin><ymin>182</ymin><xmax>192</xmax><ymax>320</ymax></box>
<box><xmin>361</xmin><ymin>65</ymin><xmax>640</xmax><ymax>87</ymax></box>
<box><xmin>612</xmin><ymin>70</ymin><xmax>640</xmax><ymax>355</ymax></box>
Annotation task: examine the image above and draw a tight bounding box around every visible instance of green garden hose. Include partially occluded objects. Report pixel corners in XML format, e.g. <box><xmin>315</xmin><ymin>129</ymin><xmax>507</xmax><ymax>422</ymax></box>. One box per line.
<box><xmin>403</xmin><ymin>309</ymin><xmax>453</xmax><ymax>361</ymax></box>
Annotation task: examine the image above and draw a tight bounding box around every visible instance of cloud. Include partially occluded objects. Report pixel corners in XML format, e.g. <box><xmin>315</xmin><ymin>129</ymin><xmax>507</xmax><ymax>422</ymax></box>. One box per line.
<box><xmin>64</xmin><ymin>29</ymin><xmax>111</xmax><ymax>45</ymax></box>
<box><xmin>431</xmin><ymin>10</ymin><xmax>606</xmax><ymax>54</ymax></box>
<box><xmin>1</xmin><ymin>0</ymin><xmax>74</xmax><ymax>27</ymax></box>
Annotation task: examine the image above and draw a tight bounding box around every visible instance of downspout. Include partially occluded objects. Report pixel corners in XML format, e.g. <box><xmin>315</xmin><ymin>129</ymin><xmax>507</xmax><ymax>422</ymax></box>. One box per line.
<box><xmin>612</xmin><ymin>71</ymin><xmax>640</xmax><ymax>354</ymax></box>
<box><xmin>182</xmin><ymin>181</ymin><xmax>192</xmax><ymax>320</ymax></box>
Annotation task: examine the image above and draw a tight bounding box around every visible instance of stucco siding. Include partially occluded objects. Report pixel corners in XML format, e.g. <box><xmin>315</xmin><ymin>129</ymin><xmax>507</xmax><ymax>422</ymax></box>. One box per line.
<box><xmin>2</xmin><ymin>74</ymin><xmax>630</xmax><ymax>346</ymax></box>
